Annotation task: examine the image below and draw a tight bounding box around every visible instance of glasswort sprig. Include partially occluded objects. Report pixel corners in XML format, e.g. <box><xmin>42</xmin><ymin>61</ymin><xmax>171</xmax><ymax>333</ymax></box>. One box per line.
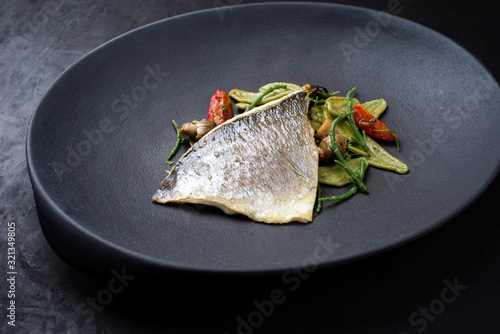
<box><xmin>317</xmin><ymin>159</ymin><xmax>368</xmax><ymax>213</ymax></box>
<box><xmin>329</xmin><ymin>109</ymin><xmax>368</xmax><ymax>193</ymax></box>
<box><xmin>245</xmin><ymin>84</ymin><xmax>287</xmax><ymax>112</ymax></box>
<box><xmin>345</xmin><ymin>87</ymin><xmax>369</xmax><ymax>151</ymax></box>
<box><xmin>165</xmin><ymin>119</ymin><xmax>184</xmax><ymax>165</ymax></box>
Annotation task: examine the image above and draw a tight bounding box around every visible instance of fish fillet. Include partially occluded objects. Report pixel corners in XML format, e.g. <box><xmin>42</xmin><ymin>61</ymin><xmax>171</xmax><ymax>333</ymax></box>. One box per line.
<box><xmin>152</xmin><ymin>91</ymin><xmax>318</xmax><ymax>223</ymax></box>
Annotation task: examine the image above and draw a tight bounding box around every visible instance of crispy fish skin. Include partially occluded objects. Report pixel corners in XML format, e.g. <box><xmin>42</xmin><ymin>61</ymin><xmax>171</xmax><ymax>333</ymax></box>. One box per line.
<box><xmin>152</xmin><ymin>91</ymin><xmax>318</xmax><ymax>224</ymax></box>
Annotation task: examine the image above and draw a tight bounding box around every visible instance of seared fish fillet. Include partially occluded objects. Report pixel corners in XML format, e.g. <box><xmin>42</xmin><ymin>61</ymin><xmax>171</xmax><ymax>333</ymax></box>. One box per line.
<box><xmin>152</xmin><ymin>91</ymin><xmax>318</xmax><ymax>223</ymax></box>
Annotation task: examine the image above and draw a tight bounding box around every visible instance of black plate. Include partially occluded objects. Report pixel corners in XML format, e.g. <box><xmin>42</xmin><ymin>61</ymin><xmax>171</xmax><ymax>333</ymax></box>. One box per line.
<box><xmin>27</xmin><ymin>3</ymin><xmax>500</xmax><ymax>275</ymax></box>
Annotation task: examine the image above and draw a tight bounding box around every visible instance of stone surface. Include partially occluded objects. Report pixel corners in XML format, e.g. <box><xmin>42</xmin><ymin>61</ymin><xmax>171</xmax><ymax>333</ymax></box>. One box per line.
<box><xmin>1</xmin><ymin>0</ymin><xmax>499</xmax><ymax>333</ymax></box>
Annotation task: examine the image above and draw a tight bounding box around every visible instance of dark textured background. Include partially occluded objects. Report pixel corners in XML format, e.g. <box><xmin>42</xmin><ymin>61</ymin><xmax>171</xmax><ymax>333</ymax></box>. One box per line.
<box><xmin>1</xmin><ymin>0</ymin><xmax>499</xmax><ymax>333</ymax></box>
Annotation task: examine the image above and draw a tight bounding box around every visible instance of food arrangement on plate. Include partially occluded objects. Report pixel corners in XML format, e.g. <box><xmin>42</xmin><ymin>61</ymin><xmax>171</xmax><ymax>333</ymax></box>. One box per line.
<box><xmin>152</xmin><ymin>83</ymin><xmax>408</xmax><ymax>223</ymax></box>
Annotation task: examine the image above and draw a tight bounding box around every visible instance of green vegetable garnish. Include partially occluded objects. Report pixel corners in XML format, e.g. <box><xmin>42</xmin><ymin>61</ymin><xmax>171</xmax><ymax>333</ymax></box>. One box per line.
<box><xmin>307</xmin><ymin>90</ymin><xmax>339</xmax><ymax>107</ymax></box>
<box><xmin>328</xmin><ymin>107</ymin><xmax>368</xmax><ymax>192</ymax></box>
<box><xmin>345</xmin><ymin>87</ymin><xmax>369</xmax><ymax>151</ymax></box>
<box><xmin>318</xmin><ymin>157</ymin><xmax>367</xmax><ymax>186</ymax></box>
<box><xmin>316</xmin><ymin>159</ymin><xmax>368</xmax><ymax>213</ymax></box>
<box><xmin>316</xmin><ymin>88</ymin><xmax>371</xmax><ymax>213</ymax></box>
<box><xmin>245</xmin><ymin>84</ymin><xmax>287</xmax><ymax>112</ymax></box>
<box><xmin>165</xmin><ymin>120</ymin><xmax>184</xmax><ymax>165</ymax></box>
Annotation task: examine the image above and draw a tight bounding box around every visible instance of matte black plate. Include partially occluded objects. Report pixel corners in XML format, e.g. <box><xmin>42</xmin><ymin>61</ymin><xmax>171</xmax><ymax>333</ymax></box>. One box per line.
<box><xmin>27</xmin><ymin>3</ymin><xmax>500</xmax><ymax>275</ymax></box>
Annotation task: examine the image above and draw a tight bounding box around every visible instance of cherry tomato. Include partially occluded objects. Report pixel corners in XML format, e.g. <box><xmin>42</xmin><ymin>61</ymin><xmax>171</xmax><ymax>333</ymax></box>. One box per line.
<box><xmin>208</xmin><ymin>90</ymin><xmax>233</xmax><ymax>126</ymax></box>
<box><xmin>352</xmin><ymin>103</ymin><xmax>396</xmax><ymax>142</ymax></box>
